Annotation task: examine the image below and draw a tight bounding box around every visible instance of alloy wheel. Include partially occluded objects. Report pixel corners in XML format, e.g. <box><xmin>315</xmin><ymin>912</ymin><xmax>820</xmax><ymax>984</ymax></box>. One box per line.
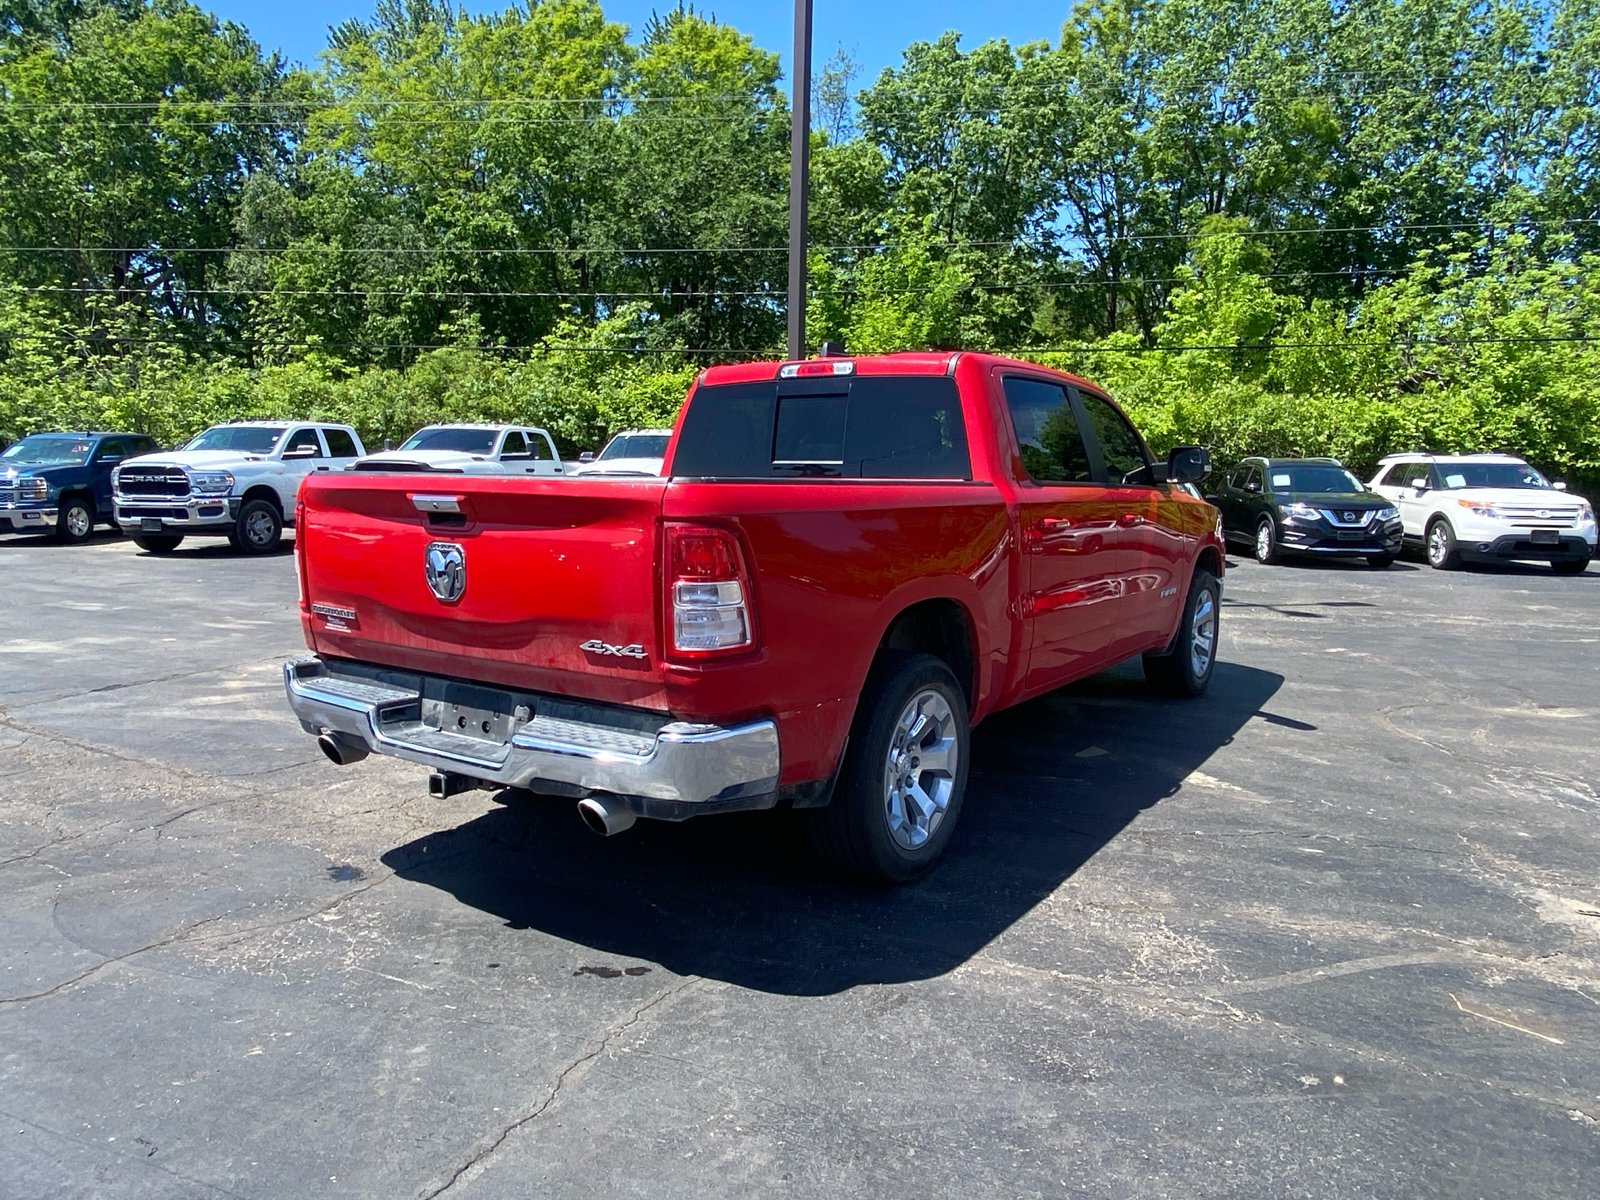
<box><xmin>1189</xmin><ymin>585</ymin><xmax>1217</xmax><ymax>680</ymax></box>
<box><xmin>244</xmin><ymin>507</ymin><xmax>277</xmax><ymax>548</ymax></box>
<box><xmin>1428</xmin><ymin>524</ymin><xmax>1448</xmax><ymax>565</ymax></box>
<box><xmin>65</xmin><ymin>505</ymin><xmax>90</xmax><ymax>539</ymax></box>
<box><xmin>882</xmin><ymin>689</ymin><xmax>959</xmax><ymax>851</ymax></box>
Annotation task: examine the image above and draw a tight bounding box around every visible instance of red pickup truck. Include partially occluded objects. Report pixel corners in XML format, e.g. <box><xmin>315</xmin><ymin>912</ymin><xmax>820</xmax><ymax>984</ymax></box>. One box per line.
<box><xmin>284</xmin><ymin>351</ymin><xmax>1223</xmax><ymax>882</ymax></box>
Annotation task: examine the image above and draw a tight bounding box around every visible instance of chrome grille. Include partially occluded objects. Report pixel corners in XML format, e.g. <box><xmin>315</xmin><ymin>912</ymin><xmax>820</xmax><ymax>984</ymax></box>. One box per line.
<box><xmin>117</xmin><ymin>467</ymin><xmax>190</xmax><ymax>498</ymax></box>
<box><xmin>1498</xmin><ymin>503</ymin><xmax>1581</xmax><ymax>527</ymax></box>
<box><xmin>1318</xmin><ymin>508</ymin><xmax>1376</xmax><ymax>527</ymax></box>
<box><xmin>0</xmin><ymin>484</ymin><xmax>14</xmax><ymax>506</ymax></box>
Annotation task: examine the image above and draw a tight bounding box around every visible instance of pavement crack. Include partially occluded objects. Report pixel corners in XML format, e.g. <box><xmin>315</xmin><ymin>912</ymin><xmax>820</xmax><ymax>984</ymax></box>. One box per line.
<box><xmin>417</xmin><ymin>975</ymin><xmax>701</xmax><ymax>1199</ymax></box>
<box><xmin>0</xmin><ymin>873</ymin><xmax>393</xmax><ymax>1007</ymax></box>
<box><xmin>0</xmin><ymin>652</ymin><xmax>291</xmax><ymax>709</ymax></box>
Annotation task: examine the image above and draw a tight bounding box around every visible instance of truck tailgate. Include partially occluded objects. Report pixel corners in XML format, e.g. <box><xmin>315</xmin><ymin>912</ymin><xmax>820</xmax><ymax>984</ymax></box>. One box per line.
<box><xmin>298</xmin><ymin>473</ymin><xmax>669</xmax><ymax>707</ymax></box>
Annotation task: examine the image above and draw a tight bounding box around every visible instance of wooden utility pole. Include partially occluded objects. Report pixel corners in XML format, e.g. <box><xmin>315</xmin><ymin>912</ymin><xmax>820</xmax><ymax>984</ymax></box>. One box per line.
<box><xmin>786</xmin><ymin>0</ymin><xmax>813</xmax><ymax>360</ymax></box>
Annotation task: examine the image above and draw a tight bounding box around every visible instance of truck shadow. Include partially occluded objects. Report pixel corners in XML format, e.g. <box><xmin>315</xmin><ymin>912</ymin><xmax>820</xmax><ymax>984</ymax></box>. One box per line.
<box><xmin>381</xmin><ymin>660</ymin><xmax>1282</xmax><ymax>996</ymax></box>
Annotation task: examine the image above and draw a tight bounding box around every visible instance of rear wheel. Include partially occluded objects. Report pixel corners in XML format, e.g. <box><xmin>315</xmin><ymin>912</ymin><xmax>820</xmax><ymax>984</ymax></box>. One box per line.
<box><xmin>234</xmin><ymin>497</ymin><xmax>282</xmax><ymax>554</ymax></box>
<box><xmin>1144</xmin><ymin>569</ymin><xmax>1220</xmax><ymax>697</ymax></box>
<box><xmin>1426</xmin><ymin>518</ymin><xmax>1462</xmax><ymax>570</ymax></box>
<box><xmin>1553</xmin><ymin>555</ymin><xmax>1591</xmax><ymax>575</ymax></box>
<box><xmin>134</xmin><ymin>534</ymin><xmax>184</xmax><ymax>554</ymax></box>
<box><xmin>1367</xmin><ymin>553</ymin><xmax>1394</xmax><ymax>568</ymax></box>
<box><xmin>805</xmin><ymin>652</ymin><xmax>969</xmax><ymax>884</ymax></box>
<box><xmin>1254</xmin><ymin>517</ymin><xmax>1280</xmax><ymax>565</ymax></box>
<box><xmin>56</xmin><ymin>495</ymin><xmax>95</xmax><ymax>544</ymax></box>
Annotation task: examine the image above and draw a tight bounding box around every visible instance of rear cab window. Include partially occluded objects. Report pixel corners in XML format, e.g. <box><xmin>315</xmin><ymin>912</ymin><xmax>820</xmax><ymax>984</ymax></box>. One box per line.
<box><xmin>672</xmin><ymin>375</ymin><xmax>971</xmax><ymax>480</ymax></box>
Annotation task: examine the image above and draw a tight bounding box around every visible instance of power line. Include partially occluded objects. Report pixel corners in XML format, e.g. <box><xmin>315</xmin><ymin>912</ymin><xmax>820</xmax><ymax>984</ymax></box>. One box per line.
<box><xmin>0</xmin><ymin>66</ymin><xmax>1564</xmax><ymax>112</ymax></box>
<box><xmin>1024</xmin><ymin>333</ymin><xmax>1600</xmax><ymax>353</ymax></box>
<box><xmin>9</xmin><ymin>265</ymin><xmax>1522</xmax><ymax>303</ymax></box>
<box><xmin>10</xmin><ymin>331</ymin><xmax>1598</xmax><ymax>356</ymax></box>
<box><xmin>6</xmin><ymin>218</ymin><xmax>1589</xmax><ymax>260</ymax></box>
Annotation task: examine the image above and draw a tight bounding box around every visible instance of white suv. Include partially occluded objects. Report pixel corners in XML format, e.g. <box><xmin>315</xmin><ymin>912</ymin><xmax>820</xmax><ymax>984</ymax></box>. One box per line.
<box><xmin>114</xmin><ymin>421</ymin><xmax>365</xmax><ymax>554</ymax></box>
<box><xmin>1368</xmin><ymin>453</ymin><xmax>1595</xmax><ymax>573</ymax></box>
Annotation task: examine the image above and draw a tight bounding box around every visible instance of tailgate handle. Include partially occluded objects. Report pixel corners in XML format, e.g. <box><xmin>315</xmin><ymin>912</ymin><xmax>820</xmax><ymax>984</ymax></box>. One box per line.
<box><xmin>411</xmin><ymin>494</ymin><xmax>463</xmax><ymax>514</ymax></box>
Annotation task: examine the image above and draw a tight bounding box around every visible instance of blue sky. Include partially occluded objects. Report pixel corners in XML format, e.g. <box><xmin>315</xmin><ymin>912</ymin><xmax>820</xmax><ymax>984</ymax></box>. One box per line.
<box><xmin>208</xmin><ymin>1</ymin><xmax>1071</xmax><ymax>86</ymax></box>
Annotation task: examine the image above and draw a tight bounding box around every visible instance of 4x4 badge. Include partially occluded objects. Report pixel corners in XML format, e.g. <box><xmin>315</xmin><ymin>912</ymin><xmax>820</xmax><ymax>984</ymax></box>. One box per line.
<box><xmin>424</xmin><ymin>542</ymin><xmax>466</xmax><ymax>604</ymax></box>
<box><xmin>580</xmin><ymin>639</ymin><xmax>648</xmax><ymax>660</ymax></box>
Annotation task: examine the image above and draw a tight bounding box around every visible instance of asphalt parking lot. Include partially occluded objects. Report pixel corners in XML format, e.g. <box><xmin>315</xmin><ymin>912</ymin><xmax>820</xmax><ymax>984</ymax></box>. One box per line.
<box><xmin>1</xmin><ymin>533</ymin><xmax>1597</xmax><ymax>1198</ymax></box>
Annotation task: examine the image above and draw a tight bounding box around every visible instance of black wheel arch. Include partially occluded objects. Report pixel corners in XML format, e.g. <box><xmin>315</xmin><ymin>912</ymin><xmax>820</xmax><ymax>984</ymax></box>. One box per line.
<box><xmin>875</xmin><ymin>598</ymin><xmax>977</xmax><ymax>711</ymax></box>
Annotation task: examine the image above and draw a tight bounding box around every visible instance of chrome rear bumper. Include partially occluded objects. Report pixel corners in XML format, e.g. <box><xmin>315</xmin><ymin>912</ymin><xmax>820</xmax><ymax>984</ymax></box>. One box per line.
<box><xmin>283</xmin><ymin>655</ymin><xmax>780</xmax><ymax>818</ymax></box>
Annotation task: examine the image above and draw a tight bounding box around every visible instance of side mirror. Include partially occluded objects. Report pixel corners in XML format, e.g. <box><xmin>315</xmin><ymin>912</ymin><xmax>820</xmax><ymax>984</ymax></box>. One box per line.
<box><xmin>1165</xmin><ymin>445</ymin><xmax>1210</xmax><ymax>484</ymax></box>
<box><xmin>282</xmin><ymin>446</ymin><xmax>319</xmax><ymax>459</ymax></box>
<box><xmin>1244</xmin><ymin>479</ymin><xmax>1261</xmax><ymax>494</ymax></box>
<box><xmin>579</xmin><ymin>451</ymin><xmax>595</xmax><ymax>463</ymax></box>
<box><xmin>97</xmin><ymin>455</ymin><xmax>122</xmax><ymax>465</ymax></box>
<box><xmin>1554</xmin><ymin>481</ymin><xmax>1568</xmax><ymax>491</ymax></box>
<box><xmin>1413</xmin><ymin>481</ymin><xmax>1429</xmax><ymax>494</ymax></box>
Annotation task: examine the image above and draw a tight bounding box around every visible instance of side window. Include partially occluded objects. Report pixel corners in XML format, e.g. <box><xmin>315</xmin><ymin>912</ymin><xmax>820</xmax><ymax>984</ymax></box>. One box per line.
<box><xmin>322</xmin><ymin>428</ymin><xmax>357</xmax><ymax>458</ymax></box>
<box><xmin>284</xmin><ymin>428</ymin><xmax>324</xmax><ymax>458</ymax></box>
<box><xmin>1077</xmin><ymin>390</ymin><xmax>1151</xmax><ymax>485</ymax></box>
<box><xmin>1002</xmin><ymin>376</ymin><xmax>1093</xmax><ymax>484</ymax></box>
<box><xmin>1246</xmin><ymin>465</ymin><xmax>1264</xmax><ymax>492</ymax></box>
<box><xmin>96</xmin><ymin>437</ymin><xmax>128</xmax><ymax>460</ymax></box>
<box><xmin>1380</xmin><ymin>463</ymin><xmax>1410</xmax><ymax>487</ymax></box>
<box><xmin>1228</xmin><ymin>464</ymin><xmax>1250</xmax><ymax>490</ymax></box>
<box><xmin>500</xmin><ymin>431</ymin><xmax>529</xmax><ymax>459</ymax></box>
<box><xmin>530</xmin><ymin>433</ymin><xmax>554</xmax><ymax>461</ymax></box>
<box><xmin>1398</xmin><ymin>462</ymin><xmax>1430</xmax><ymax>488</ymax></box>
<box><xmin>133</xmin><ymin>437</ymin><xmax>157</xmax><ymax>454</ymax></box>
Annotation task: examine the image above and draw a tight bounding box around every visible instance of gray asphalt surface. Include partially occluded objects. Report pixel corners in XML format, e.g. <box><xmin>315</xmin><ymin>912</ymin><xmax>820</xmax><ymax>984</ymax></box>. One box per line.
<box><xmin>1</xmin><ymin>531</ymin><xmax>1596</xmax><ymax>1198</ymax></box>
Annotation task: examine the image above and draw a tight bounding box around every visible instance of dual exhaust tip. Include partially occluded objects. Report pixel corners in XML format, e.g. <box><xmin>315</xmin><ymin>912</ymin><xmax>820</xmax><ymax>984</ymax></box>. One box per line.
<box><xmin>317</xmin><ymin>733</ymin><xmax>636</xmax><ymax>836</ymax></box>
<box><xmin>577</xmin><ymin>795</ymin><xmax>637</xmax><ymax>836</ymax></box>
<box><xmin>317</xmin><ymin>732</ymin><xmax>369</xmax><ymax>766</ymax></box>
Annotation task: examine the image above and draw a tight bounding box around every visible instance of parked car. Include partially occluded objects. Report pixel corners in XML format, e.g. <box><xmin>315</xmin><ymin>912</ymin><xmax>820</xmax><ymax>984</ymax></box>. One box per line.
<box><xmin>572</xmin><ymin>428</ymin><xmax>671</xmax><ymax>476</ymax></box>
<box><xmin>353</xmin><ymin>425</ymin><xmax>565</xmax><ymax>475</ymax></box>
<box><xmin>1368</xmin><ymin>452</ymin><xmax>1596</xmax><ymax>572</ymax></box>
<box><xmin>283</xmin><ymin>351</ymin><xmax>1222</xmax><ymax>883</ymax></box>
<box><xmin>113</xmin><ymin>421</ymin><xmax>365</xmax><ymax>555</ymax></box>
<box><xmin>0</xmin><ymin>431</ymin><xmax>160</xmax><ymax>543</ymax></box>
<box><xmin>1211</xmin><ymin>456</ymin><xmax>1402</xmax><ymax>567</ymax></box>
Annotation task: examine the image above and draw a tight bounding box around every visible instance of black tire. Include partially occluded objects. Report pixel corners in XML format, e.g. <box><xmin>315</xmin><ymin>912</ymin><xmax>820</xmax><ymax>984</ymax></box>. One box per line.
<box><xmin>805</xmin><ymin>652</ymin><xmax>970</xmax><ymax>884</ymax></box>
<box><xmin>234</xmin><ymin>497</ymin><xmax>283</xmax><ymax>554</ymax></box>
<box><xmin>55</xmin><ymin>494</ymin><xmax>95</xmax><ymax>544</ymax></box>
<box><xmin>1425</xmin><ymin>517</ymin><xmax>1462</xmax><ymax>570</ymax></box>
<box><xmin>1367</xmin><ymin>553</ymin><xmax>1394</xmax><ymax>568</ymax></box>
<box><xmin>1254</xmin><ymin>517</ymin><xmax>1280</xmax><ymax>565</ymax></box>
<box><xmin>1553</xmin><ymin>556</ymin><xmax>1591</xmax><ymax>575</ymax></box>
<box><xmin>1144</xmin><ymin>568</ymin><xmax>1221</xmax><ymax>697</ymax></box>
<box><xmin>133</xmin><ymin>534</ymin><xmax>184</xmax><ymax>554</ymax></box>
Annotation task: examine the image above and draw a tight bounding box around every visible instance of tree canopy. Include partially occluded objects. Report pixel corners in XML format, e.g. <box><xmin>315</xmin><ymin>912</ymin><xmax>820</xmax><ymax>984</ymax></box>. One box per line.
<box><xmin>2</xmin><ymin>0</ymin><xmax>1597</xmax><ymax>486</ymax></box>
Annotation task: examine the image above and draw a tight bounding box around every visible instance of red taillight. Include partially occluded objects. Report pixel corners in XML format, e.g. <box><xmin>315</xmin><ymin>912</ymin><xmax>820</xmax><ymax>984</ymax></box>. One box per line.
<box><xmin>295</xmin><ymin>497</ymin><xmax>308</xmax><ymax>609</ymax></box>
<box><xmin>671</xmin><ymin>530</ymin><xmax>739</xmax><ymax>580</ymax></box>
<box><xmin>664</xmin><ymin>522</ymin><xmax>755</xmax><ymax>656</ymax></box>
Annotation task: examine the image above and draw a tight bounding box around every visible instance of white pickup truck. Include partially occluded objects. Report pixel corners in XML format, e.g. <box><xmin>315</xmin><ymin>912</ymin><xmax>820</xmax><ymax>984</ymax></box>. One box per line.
<box><xmin>114</xmin><ymin>421</ymin><xmax>366</xmax><ymax>554</ymax></box>
<box><xmin>352</xmin><ymin>425</ymin><xmax>566</xmax><ymax>476</ymax></box>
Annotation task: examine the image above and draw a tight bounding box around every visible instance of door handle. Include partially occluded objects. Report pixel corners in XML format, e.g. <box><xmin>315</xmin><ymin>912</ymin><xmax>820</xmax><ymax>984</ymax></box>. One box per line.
<box><xmin>1118</xmin><ymin>512</ymin><xmax>1145</xmax><ymax>526</ymax></box>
